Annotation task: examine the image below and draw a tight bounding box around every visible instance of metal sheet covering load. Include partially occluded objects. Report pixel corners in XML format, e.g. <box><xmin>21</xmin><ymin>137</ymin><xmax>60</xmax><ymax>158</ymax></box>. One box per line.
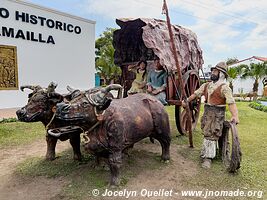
<box><xmin>113</xmin><ymin>18</ymin><xmax>203</xmax><ymax>72</ymax></box>
<box><xmin>113</xmin><ymin>17</ymin><xmax>204</xmax><ymax>138</ymax></box>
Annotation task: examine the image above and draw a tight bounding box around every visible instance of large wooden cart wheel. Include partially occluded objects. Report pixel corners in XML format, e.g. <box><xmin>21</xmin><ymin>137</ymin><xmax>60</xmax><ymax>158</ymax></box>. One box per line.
<box><xmin>219</xmin><ymin>121</ymin><xmax>241</xmax><ymax>172</ymax></box>
<box><xmin>175</xmin><ymin>70</ymin><xmax>201</xmax><ymax>135</ymax></box>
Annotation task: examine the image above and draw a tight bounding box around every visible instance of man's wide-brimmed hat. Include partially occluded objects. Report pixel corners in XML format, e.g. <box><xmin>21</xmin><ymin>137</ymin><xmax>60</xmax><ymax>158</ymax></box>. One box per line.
<box><xmin>211</xmin><ymin>61</ymin><xmax>228</xmax><ymax>78</ymax></box>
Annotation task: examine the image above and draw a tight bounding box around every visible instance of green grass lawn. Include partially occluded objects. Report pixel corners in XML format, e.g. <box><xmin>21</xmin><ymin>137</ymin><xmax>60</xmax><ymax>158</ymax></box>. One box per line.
<box><xmin>0</xmin><ymin>122</ymin><xmax>44</xmax><ymax>147</ymax></box>
<box><xmin>166</xmin><ymin>102</ymin><xmax>267</xmax><ymax>195</ymax></box>
<box><xmin>1</xmin><ymin>102</ymin><xmax>266</xmax><ymax>199</ymax></box>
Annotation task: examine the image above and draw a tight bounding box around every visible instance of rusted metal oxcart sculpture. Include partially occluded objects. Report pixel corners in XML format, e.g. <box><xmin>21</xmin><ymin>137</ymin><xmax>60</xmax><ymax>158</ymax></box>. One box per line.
<box><xmin>113</xmin><ymin>17</ymin><xmax>204</xmax><ymax>142</ymax></box>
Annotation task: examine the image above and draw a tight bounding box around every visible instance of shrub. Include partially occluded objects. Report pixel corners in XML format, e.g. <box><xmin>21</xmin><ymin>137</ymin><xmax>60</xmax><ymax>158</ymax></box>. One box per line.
<box><xmin>249</xmin><ymin>101</ymin><xmax>267</xmax><ymax>112</ymax></box>
<box><xmin>0</xmin><ymin>117</ymin><xmax>18</xmax><ymax>124</ymax></box>
<box><xmin>258</xmin><ymin>97</ymin><xmax>267</xmax><ymax>101</ymax></box>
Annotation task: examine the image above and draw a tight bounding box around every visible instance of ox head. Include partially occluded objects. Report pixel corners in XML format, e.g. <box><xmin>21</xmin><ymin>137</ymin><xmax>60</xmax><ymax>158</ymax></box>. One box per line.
<box><xmin>55</xmin><ymin>84</ymin><xmax>122</xmax><ymax>126</ymax></box>
<box><xmin>16</xmin><ymin>82</ymin><xmax>63</xmax><ymax>122</ymax></box>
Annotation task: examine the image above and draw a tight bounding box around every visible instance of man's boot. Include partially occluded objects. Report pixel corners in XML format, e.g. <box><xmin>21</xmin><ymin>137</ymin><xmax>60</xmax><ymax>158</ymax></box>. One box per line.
<box><xmin>202</xmin><ymin>158</ymin><xmax>212</xmax><ymax>169</ymax></box>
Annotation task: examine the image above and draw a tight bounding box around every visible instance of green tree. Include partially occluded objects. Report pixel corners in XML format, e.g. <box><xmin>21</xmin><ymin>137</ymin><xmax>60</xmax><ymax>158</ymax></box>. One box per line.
<box><xmin>227</xmin><ymin>66</ymin><xmax>240</xmax><ymax>92</ymax></box>
<box><xmin>226</xmin><ymin>57</ymin><xmax>238</xmax><ymax>65</ymax></box>
<box><xmin>226</xmin><ymin>57</ymin><xmax>241</xmax><ymax>92</ymax></box>
<box><xmin>264</xmin><ymin>61</ymin><xmax>267</xmax><ymax>75</ymax></box>
<box><xmin>240</xmin><ymin>62</ymin><xmax>267</xmax><ymax>100</ymax></box>
<box><xmin>95</xmin><ymin>28</ymin><xmax>121</xmax><ymax>85</ymax></box>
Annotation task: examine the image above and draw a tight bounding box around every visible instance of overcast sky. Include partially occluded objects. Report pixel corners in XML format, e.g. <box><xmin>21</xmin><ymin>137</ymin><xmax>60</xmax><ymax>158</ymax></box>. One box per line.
<box><xmin>27</xmin><ymin>0</ymin><xmax>267</xmax><ymax>68</ymax></box>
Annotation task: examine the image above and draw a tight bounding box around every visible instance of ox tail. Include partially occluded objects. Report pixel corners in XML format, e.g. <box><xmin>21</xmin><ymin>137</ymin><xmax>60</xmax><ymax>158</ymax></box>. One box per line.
<box><xmin>142</xmin><ymin>98</ymin><xmax>171</xmax><ymax>161</ymax></box>
<box><xmin>150</xmin><ymin>137</ymin><xmax>155</xmax><ymax>143</ymax></box>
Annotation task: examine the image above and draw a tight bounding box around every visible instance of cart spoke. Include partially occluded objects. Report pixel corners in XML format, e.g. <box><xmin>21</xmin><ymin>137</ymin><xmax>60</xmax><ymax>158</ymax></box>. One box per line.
<box><xmin>175</xmin><ymin>71</ymin><xmax>201</xmax><ymax>135</ymax></box>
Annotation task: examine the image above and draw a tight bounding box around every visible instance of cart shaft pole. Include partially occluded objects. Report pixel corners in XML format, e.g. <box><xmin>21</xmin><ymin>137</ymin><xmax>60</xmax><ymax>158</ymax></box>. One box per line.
<box><xmin>162</xmin><ymin>0</ymin><xmax>193</xmax><ymax>147</ymax></box>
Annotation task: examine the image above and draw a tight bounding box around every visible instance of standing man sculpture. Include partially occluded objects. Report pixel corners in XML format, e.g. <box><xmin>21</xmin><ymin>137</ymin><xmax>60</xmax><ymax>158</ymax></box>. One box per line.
<box><xmin>183</xmin><ymin>62</ymin><xmax>239</xmax><ymax>168</ymax></box>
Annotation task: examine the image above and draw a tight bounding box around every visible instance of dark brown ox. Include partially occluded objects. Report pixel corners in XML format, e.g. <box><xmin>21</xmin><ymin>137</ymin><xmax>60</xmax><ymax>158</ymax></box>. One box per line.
<box><xmin>55</xmin><ymin>84</ymin><xmax>171</xmax><ymax>185</ymax></box>
<box><xmin>16</xmin><ymin>82</ymin><xmax>86</xmax><ymax>161</ymax></box>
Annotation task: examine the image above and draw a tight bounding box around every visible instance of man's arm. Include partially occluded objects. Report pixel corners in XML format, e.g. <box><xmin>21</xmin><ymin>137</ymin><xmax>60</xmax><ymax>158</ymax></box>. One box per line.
<box><xmin>229</xmin><ymin>103</ymin><xmax>239</xmax><ymax>124</ymax></box>
<box><xmin>146</xmin><ymin>71</ymin><xmax>153</xmax><ymax>93</ymax></box>
<box><xmin>181</xmin><ymin>93</ymin><xmax>197</xmax><ymax>107</ymax></box>
<box><xmin>181</xmin><ymin>82</ymin><xmax>207</xmax><ymax>107</ymax></box>
<box><xmin>128</xmin><ymin>64</ymin><xmax>136</xmax><ymax>70</ymax></box>
<box><xmin>187</xmin><ymin>93</ymin><xmax>197</xmax><ymax>102</ymax></box>
<box><xmin>222</xmin><ymin>84</ymin><xmax>239</xmax><ymax>124</ymax></box>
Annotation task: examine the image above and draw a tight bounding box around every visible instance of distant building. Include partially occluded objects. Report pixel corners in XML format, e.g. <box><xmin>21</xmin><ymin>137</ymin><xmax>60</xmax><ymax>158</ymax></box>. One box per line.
<box><xmin>228</xmin><ymin>56</ymin><xmax>267</xmax><ymax>95</ymax></box>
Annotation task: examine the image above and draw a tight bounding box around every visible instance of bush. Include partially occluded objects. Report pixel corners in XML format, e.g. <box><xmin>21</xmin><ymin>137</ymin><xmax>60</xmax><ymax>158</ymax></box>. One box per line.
<box><xmin>258</xmin><ymin>96</ymin><xmax>267</xmax><ymax>101</ymax></box>
<box><xmin>249</xmin><ymin>101</ymin><xmax>267</xmax><ymax>112</ymax></box>
<box><xmin>0</xmin><ymin>117</ymin><xmax>18</xmax><ymax>124</ymax></box>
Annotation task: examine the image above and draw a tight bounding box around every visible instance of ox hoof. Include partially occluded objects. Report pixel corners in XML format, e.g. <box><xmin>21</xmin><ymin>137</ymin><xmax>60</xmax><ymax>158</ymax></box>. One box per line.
<box><xmin>45</xmin><ymin>152</ymin><xmax>56</xmax><ymax>161</ymax></box>
<box><xmin>161</xmin><ymin>159</ymin><xmax>170</xmax><ymax>164</ymax></box>
<box><xmin>109</xmin><ymin>181</ymin><xmax>120</xmax><ymax>188</ymax></box>
<box><xmin>103</xmin><ymin>165</ymin><xmax>110</xmax><ymax>171</ymax></box>
<box><xmin>109</xmin><ymin>177</ymin><xmax>120</xmax><ymax>187</ymax></box>
<box><xmin>73</xmin><ymin>154</ymin><xmax>83</xmax><ymax>161</ymax></box>
<box><xmin>109</xmin><ymin>184</ymin><xmax>118</xmax><ymax>189</ymax></box>
<box><xmin>90</xmin><ymin>163</ymin><xmax>98</xmax><ymax>169</ymax></box>
<box><xmin>45</xmin><ymin>156</ymin><xmax>56</xmax><ymax>161</ymax></box>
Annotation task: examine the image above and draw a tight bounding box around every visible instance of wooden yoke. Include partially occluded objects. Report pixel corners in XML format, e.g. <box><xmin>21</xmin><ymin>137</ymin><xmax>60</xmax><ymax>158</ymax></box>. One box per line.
<box><xmin>162</xmin><ymin>0</ymin><xmax>194</xmax><ymax>147</ymax></box>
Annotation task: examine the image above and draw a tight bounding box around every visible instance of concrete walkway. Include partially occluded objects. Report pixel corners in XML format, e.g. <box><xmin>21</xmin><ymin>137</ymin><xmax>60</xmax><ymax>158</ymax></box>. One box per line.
<box><xmin>0</xmin><ymin>108</ymin><xmax>19</xmax><ymax>120</ymax></box>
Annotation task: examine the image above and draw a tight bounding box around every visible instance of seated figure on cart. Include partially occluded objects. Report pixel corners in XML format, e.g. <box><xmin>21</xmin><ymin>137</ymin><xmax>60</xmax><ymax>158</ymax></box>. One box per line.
<box><xmin>127</xmin><ymin>60</ymin><xmax>148</xmax><ymax>95</ymax></box>
<box><xmin>146</xmin><ymin>57</ymin><xmax>168</xmax><ymax>105</ymax></box>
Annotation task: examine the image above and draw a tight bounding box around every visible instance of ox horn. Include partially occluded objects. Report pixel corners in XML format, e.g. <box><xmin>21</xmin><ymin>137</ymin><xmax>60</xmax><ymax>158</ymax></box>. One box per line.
<box><xmin>47</xmin><ymin>92</ymin><xmax>63</xmax><ymax>103</ymax></box>
<box><xmin>65</xmin><ymin>85</ymin><xmax>81</xmax><ymax>100</ymax></box>
<box><xmin>66</xmin><ymin>85</ymin><xmax>75</xmax><ymax>92</ymax></box>
<box><xmin>47</xmin><ymin>82</ymin><xmax>58</xmax><ymax>93</ymax></box>
<box><xmin>20</xmin><ymin>85</ymin><xmax>42</xmax><ymax>92</ymax></box>
<box><xmin>89</xmin><ymin>84</ymin><xmax>122</xmax><ymax>106</ymax></box>
<box><xmin>101</xmin><ymin>84</ymin><xmax>123</xmax><ymax>94</ymax></box>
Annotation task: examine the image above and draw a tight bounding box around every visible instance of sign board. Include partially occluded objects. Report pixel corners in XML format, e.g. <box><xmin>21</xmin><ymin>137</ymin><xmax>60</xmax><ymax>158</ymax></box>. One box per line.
<box><xmin>0</xmin><ymin>0</ymin><xmax>95</xmax><ymax>109</ymax></box>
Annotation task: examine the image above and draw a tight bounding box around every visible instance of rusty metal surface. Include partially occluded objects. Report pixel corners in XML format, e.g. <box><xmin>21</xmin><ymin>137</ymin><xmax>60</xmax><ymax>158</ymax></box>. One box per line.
<box><xmin>113</xmin><ymin>18</ymin><xmax>203</xmax><ymax>72</ymax></box>
<box><xmin>220</xmin><ymin>121</ymin><xmax>242</xmax><ymax>173</ymax></box>
<box><xmin>55</xmin><ymin>88</ymin><xmax>171</xmax><ymax>185</ymax></box>
<box><xmin>226</xmin><ymin>121</ymin><xmax>242</xmax><ymax>172</ymax></box>
<box><xmin>16</xmin><ymin>83</ymin><xmax>87</xmax><ymax>161</ymax></box>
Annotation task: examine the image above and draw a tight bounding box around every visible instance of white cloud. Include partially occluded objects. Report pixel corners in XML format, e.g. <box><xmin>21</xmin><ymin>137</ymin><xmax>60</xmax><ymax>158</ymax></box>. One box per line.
<box><xmin>240</xmin><ymin>23</ymin><xmax>267</xmax><ymax>49</ymax></box>
<box><xmin>81</xmin><ymin>0</ymin><xmax>267</xmax><ymax>64</ymax></box>
<box><xmin>83</xmin><ymin>0</ymin><xmax>166</xmax><ymax>19</ymax></box>
<box><xmin>172</xmin><ymin>0</ymin><xmax>267</xmax><ymax>63</ymax></box>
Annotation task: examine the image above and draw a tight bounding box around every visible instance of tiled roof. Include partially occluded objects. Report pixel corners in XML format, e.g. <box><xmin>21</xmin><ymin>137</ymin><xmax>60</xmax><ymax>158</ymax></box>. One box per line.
<box><xmin>254</xmin><ymin>56</ymin><xmax>267</xmax><ymax>61</ymax></box>
<box><xmin>228</xmin><ymin>56</ymin><xmax>267</xmax><ymax>66</ymax></box>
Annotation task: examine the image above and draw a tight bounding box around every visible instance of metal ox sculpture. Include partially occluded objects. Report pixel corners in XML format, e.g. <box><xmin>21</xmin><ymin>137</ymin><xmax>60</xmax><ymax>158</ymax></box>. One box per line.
<box><xmin>55</xmin><ymin>84</ymin><xmax>171</xmax><ymax>185</ymax></box>
<box><xmin>16</xmin><ymin>82</ymin><xmax>87</xmax><ymax>161</ymax></box>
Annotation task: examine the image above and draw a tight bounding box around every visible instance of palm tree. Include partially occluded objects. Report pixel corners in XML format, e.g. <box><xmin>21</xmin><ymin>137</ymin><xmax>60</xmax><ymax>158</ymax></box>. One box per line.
<box><xmin>264</xmin><ymin>61</ymin><xmax>267</xmax><ymax>75</ymax></box>
<box><xmin>226</xmin><ymin>57</ymin><xmax>240</xmax><ymax>92</ymax></box>
<box><xmin>227</xmin><ymin>66</ymin><xmax>240</xmax><ymax>92</ymax></box>
<box><xmin>240</xmin><ymin>62</ymin><xmax>267</xmax><ymax>100</ymax></box>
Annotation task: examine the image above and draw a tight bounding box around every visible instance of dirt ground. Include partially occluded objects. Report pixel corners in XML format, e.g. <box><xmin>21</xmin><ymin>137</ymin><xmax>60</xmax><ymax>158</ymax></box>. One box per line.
<box><xmin>0</xmin><ymin>137</ymin><xmax>199</xmax><ymax>200</ymax></box>
<box><xmin>119</xmin><ymin>142</ymin><xmax>198</xmax><ymax>200</ymax></box>
<box><xmin>0</xmin><ymin>140</ymin><xmax>70</xmax><ymax>200</ymax></box>
<box><xmin>0</xmin><ymin>108</ymin><xmax>19</xmax><ymax>120</ymax></box>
